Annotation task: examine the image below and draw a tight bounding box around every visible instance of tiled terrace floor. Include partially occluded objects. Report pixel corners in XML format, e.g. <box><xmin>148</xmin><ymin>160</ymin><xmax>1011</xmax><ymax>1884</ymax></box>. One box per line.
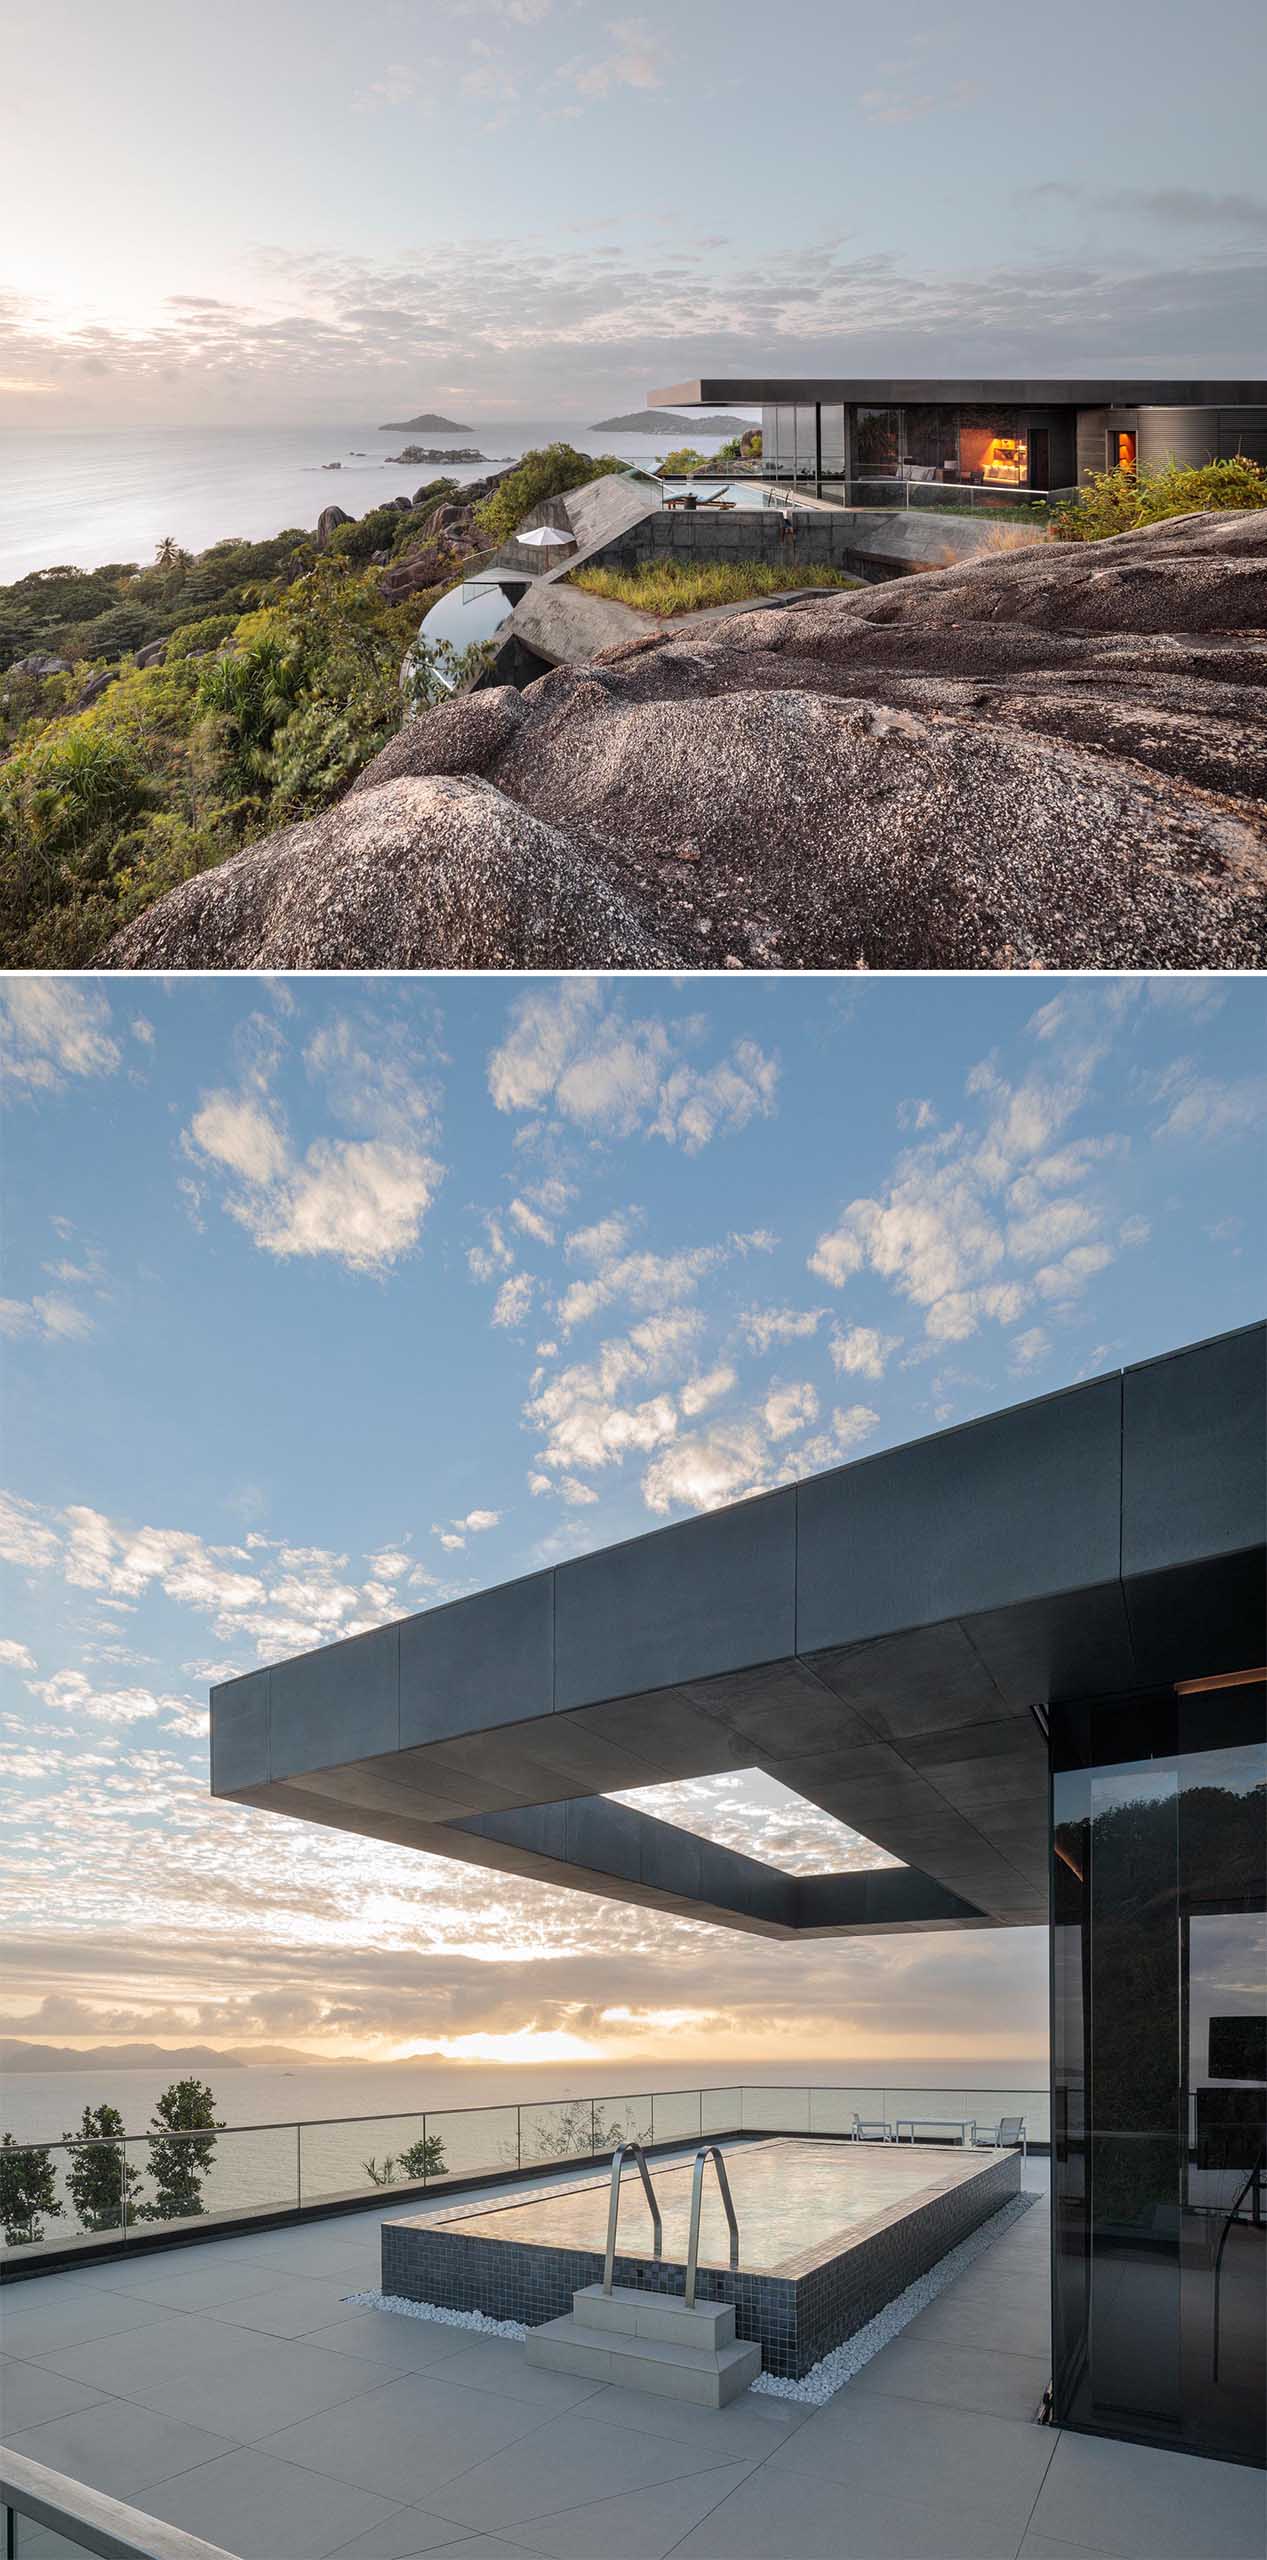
<box><xmin>3</xmin><ymin>2158</ymin><xmax>1263</xmax><ymax>2560</ymax></box>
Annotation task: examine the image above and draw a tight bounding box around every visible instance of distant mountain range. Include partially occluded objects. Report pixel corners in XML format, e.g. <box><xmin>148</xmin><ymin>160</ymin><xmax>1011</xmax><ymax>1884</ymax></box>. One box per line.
<box><xmin>378</xmin><ymin>413</ymin><xmax>473</xmax><ymax>432</ymax></box>
<box><xmin>591</xmin><ymin>411</ymin><xmax>753</xmax><ymax>434</ymax></box>
<box><xmin>0</xmin><ymin>2037</ymin><xmax>318</xmax><ymax>2073</ymax></box>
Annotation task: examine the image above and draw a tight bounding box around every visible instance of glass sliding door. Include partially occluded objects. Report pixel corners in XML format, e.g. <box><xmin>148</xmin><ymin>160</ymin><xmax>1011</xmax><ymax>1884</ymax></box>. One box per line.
<box><xmin>1051</xmin><ymin>1676</ymin><xmax>1266</xmax><ymax>2466</ymax></box>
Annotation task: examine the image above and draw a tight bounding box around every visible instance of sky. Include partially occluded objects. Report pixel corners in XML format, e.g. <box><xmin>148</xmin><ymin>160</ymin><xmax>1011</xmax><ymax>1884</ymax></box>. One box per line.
<box><xmin>2</xmin><ymin>969</ymin><xmax>1264</xmax><ymax>2076</ymax></box>
<box><xmin>3</xmin><ymin>0</ymin><xmax>1265</xmax><ymax>427</ymax></box>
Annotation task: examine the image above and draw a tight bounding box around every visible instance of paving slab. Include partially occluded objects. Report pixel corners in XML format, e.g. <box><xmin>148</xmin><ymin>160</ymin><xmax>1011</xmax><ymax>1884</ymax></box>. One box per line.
<box><xmin>667</xmin><ymin>2460</ymin><xmax>1027</xmax><ymax>2560</ymax></box>
<box><xmin>0</xmin><ymin>2282</ymin><xmax>170</xmax><ymax>2358</ymax></box>
<box><xmin>579</xmin><ymin>2377</ymin><xmax>806</xmax><ymax>2460</ymax></box>
<box><xmin>132</xmin><ymin>2329</ymin><xmax>406</xmax><ymax>2440</ymax></box>
<box><xmin>30</xmin><ymin>2308</ymin><xmax>332</xmax><ymax>2397</ymax></box>
<box><xmin>847</xmin><ymin>2334</ymin><xmax>1051</xmax><ymax>2421</ymax></box>
<box><xmin>496</xmin><ymin>2458</ymin><xmax>756</xmax><ymax>2559</ymax></box>
<box><xmin>414</xmin><ymin>2407</ymin><xmax>755</xmax><ymax>2536</ymax></box>
<box><xmin>769</xmin><ymin>2390</ymin><xmax>1057</xmax><ymax>2530</ymax></box>
<box><xmin>201</xmin><ymin>2272</ymin><xmax>369</xmax><ymax>2336</ymax></box>
<box><xmin>302</xmin><ymin>2310</ymin><xmax>475</xmax><ymax>2371</ymax></box>
<box><xmin>0</xmin><ymin>2354</ymin><xmax>107</xmax><ymax>2432</ymax></box>
<box><xmin>1028</xmin><ymin>2429</ymin><xmax>1267</xmax><ymax>2560</ymax></box>
<box><xmin>85</xmin><ymin>2256</ymin><xmax>282</xmax><ymax>2311</ymax></box>
<box><xmin>259</xmin><ymin>2366</ymin><xmax>547</xmax><ymax>2505</ymax></box>
<box><xmin>140</xmin><ymin>2442</ymin><xmax>406</xmax><ymax>2559</ymax></box>
<box><xmin>422</xmin><ymin>2333</ymin><xmax>607</xmax><ymax>2412</ymax></box>
<box><xmin>324</xmin><ymin>2505</ymin><xmax>487</xmax><ymax>2557</ymax></box>
<box><xmin>6</xmin><ymin>2397</ymin><xmax>237</xmax><ymax>2501</ymax></box>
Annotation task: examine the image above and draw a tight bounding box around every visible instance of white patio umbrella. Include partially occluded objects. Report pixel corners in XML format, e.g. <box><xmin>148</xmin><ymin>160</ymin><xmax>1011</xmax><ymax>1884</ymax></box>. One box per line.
<box><xmin>516</xmin><ymin>524</ymin><xmax>574</xmax><ymax>548</ymax></box>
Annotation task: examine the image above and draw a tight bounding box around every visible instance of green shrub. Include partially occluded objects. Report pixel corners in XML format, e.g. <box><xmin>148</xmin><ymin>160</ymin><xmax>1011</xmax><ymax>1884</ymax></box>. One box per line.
<box><xmin>64</xmin><ymin>2104</ymin><xmax>142</xmax><ymax>2233</ymax></box>
<box><xmin>166</xmin><ymin>612</ymin><xmax>239</xmax><ymax>660</ymax></box>
<box><xmin>571</xmin><ymin>559</ymin><xmax>861</xmax><ymax>615</ymax></box>
<box><xmin>474</xmin><ymin>444</ymin><xmax>621</xmax><ymax>546</ymax></box>
<box><xmin>141</xmin><ymin>2079</ymin><xmax>223</xmax><ymax>2223</ymax></box>
<box><xmin>658</xmin><ymin>447</ymin><xmax>707</xmax><ymax>476</ymax></box>
<box><xmin>1051</xmin><ymin>454</ymin><xmax>1267</xmax><ymax>541</ymax></box>
<box><xmin>0</xmin><ymin>2133</ymin><xmax>59</xmax><ymax>2246</ymax></box>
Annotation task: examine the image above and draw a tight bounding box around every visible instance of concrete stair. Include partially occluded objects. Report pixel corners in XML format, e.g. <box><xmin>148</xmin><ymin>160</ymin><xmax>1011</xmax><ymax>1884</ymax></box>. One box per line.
<box><xmin>524</xmin><ymin>2283</ymin><xmax>761</xmax><ymax>2407</ymax></box>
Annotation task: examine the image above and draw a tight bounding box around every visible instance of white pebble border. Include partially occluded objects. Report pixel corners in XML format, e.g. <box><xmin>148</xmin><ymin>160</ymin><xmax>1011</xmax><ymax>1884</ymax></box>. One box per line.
<box><xmin>344</xmin><ymin>2288</ymin><xmax>528</xmax><ymax>2340</ymax></box>
<box><xmin>345</xmin><ymin>2187</ymin><xmax>1039</xmax><ymax>2405</ymax></box>
<box><xmin>751</xmin><ymin>2189</ymin><xmax>1040</xmax><ymax>2404</ymax></box>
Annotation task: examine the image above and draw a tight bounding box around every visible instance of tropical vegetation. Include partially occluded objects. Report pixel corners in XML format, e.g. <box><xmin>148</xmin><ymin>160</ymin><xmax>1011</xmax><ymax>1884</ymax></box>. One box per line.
<box><xmin>0</xmin><ymin>482</ymin><xmax>491</xmax><ymax>967</ymax></box>
<box><xmin>0</xmin><ymin>2132</ymin><xmax>59</xmax><ymax>2247</ymax></box>
<box><xmin>473</xmin><ymin>442</ymin><xmax>621</xmax><ymax>545</ymax></box>
<box><xmin>571</xmin><ymin>559</ymin><xmax>861</xmax><ymax>615</ymax></box>
<box><xmin>1051</xmin><ymin>454</ymin><xmax>1267</xmax><ymax>541</ymax></box>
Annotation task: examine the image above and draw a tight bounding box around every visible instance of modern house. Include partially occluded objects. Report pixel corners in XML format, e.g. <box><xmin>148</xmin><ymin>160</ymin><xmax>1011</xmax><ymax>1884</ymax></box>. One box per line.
<box><xmin>210</xmin><ymin>1324</ymin><xmax>1265</xmax><ymax>2472</ymax></box>
<box><xmin>650</xmin><ymin>375</ymin><xmax>1267</xmax><ymax>495</ymax></box>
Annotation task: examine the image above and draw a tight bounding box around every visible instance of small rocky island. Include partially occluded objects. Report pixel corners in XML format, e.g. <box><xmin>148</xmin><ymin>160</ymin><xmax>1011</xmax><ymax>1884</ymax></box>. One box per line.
<box><xmin>592</xmin><ymin>409</ymin><xmax>754</xmax><ymax>434</ymax></box>
<box><xmin>385</xmin><ymin>446</ymin><xmax>499</xmax><ymax>465</ymax></box>
<box><xmin>379</xmin><ymin>412</ymin><xmax>473</xmax><ymax>432</ymax></box>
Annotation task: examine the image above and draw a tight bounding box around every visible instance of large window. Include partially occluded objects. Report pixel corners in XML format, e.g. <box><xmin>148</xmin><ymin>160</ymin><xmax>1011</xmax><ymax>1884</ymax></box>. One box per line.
<box><xmin>900</xmin><ymin>406</ymin><xmax>955</xmax><ymax>475</ymax></box>
<box><xmin>958</xmin><ymin>406</ymin><xmax>1028</xmax><ymax>485</ymax></box>
<box><xmin>1051</xmin><ymin>1676</ymin><xmax>1266</xmax><ymax>2465</ymax></box>
<box><xmin>854</xmin><ymin>406</ymin><xmax>900</xmax><ymax>476</ymax></box>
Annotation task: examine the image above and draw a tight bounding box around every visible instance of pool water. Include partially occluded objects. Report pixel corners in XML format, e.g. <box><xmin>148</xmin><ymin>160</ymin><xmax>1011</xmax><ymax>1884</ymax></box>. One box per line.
<box><xmin>434</xmin><ymin>2137</ymin><xmax>993</xmax><ymax>2277</ymax></box>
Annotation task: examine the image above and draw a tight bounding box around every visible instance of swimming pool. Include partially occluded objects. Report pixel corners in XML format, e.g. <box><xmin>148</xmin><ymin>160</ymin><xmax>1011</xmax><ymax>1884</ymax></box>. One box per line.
<box><xmin>383</xmin><ymin>2137</ymin><xmax>1021</xmax><ymax>2378</ymax></box>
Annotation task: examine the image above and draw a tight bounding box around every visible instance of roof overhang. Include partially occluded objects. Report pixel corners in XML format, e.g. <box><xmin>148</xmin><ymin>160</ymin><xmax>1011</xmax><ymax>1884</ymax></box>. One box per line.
<box><xmin>651</xmin><ymin>377</ymin><xmax>1267</xmax><ymax>408</ymax></box>
<box><xmin>210</xmin><ymin>1327</ymin><xmax>1265</xmax><ymax>1939</ymax></box>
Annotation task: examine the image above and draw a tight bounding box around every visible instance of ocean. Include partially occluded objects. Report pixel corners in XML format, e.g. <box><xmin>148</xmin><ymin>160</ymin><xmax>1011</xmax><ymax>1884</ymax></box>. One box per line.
<box><xmin>0</xmin><ymin>2054</ymin><xmax>1048</xmax><ymax>2147</ymax></box>
<box><xmin>0</xmin><ymin>2054</ymin><xmax>1047</xmax><ymax>2246</ymax></box>
<box><xmin>0</xmin><ymin>419</ymin><xmax>749</xmax><ymax>586</ymax></box>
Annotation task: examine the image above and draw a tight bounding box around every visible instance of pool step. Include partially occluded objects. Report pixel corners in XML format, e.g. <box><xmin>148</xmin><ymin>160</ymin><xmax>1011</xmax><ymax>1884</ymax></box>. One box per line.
<box><xmin>525</xmin><ymin>2286</ymin><xmax>761</xmax><ymax>2407</ymax></box>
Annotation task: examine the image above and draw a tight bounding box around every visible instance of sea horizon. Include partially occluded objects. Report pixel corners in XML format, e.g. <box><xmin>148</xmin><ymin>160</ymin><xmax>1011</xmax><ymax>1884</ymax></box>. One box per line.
<box><xmin>0</xmin><ymin>2051</ymin><xmax>1050</xmax><ymax>2146</ymax></box>
<box><xmin>0</xmin><ymin>414</ymin><xmax>749</xmax><ymax>585</ymax></box>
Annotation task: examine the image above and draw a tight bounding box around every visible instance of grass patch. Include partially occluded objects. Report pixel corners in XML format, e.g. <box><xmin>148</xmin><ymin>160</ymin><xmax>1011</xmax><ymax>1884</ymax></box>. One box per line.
<box><xmin>570</xmin><ymin>559</ymin><xmax>862</xmax><ymax>616</ymax></box>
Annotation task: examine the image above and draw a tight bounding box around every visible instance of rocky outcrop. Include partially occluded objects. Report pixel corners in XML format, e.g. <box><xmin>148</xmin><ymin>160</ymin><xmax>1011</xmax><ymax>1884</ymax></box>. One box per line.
<box><xmin>9</xmin><ymin>652</ymin><xmax>71</xmax><ymax>679</ymax></box>
<box><xmin>316</xmin><ymin>505</ymin><xmax>353</xmax><ymax>548</ymax></box>
<box><xmin>103</xmin><ymin>512</ymin><xmax>1267</xmax><ymax>972</ymax></box>
<box><xmin>103</xmin><ymin>775</ymin><xmax>674</xmax><ymax>970</ymax></box>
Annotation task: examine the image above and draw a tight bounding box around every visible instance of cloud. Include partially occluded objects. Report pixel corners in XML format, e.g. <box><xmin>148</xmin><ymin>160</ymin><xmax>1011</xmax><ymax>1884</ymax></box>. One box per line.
<box><xmin>526</xmin><ymin>1314</ymin><xmax>696</xmax><ymax>1473</ymax></box>
<box><xmin>488</xmin><ymin>983</ymin><xmax>777</xmax><ymax>1153</ymax></box>
<box><xmin>762</xmin><ymin>1380</ymin><xmax>819</xmax><ymax>1440</ymax></box>
<box><xmin>508</xmin><ymin>1197</ymin><xmax>555</xmax><ymax>1245</ymax></box>
<box><xmin>0</xmin><ymin>1637</ymin><xmax>36</xmax><ymax>1671</ymax></box>
<box><xmin>809</xmin><ymin>1043</ymin><xmax>1116</xmax><ymax>1344</ymax></box>
<box><xmin>183</xmin><ymin>1010</ymin><xmax>443</xmax><ymax>1274</ymax></box>
<box><xmin>737</xmin><ymin>1306</ymin><xmax>826</xmax><ymax>1354</ymax></box>
<box><xmin>0</xmin><ymin>1293</ymin><xmax>94</xmax><ymax>1344</ymax></box>
<box><xmin>1</xmin><ymin>981</ymin><xmax>121</xmax><ymax>1095</ymax></box>
<box><xmin>1152</xmin><ymin>1072</ymin><xmax>1267</xmax><ymax>1144</ymax></box>
<box><xmin>493</xmin><ymin>1272</ymin><xmax>536</xmax><ymax>1328</ymax></box>
<box><xmin>558</xmin><ymin>15</ymin><xmax>669</xmax><ymax>101</ymax></box>
<box><xmin>679</xmin><ymin>1365</ymin><xmax>735</xmax><ymax>1416</ymax></box>
<box><xmin>556</xmin><ymin>1242</ymin><xmax>723</xmax><ymax>1332</ymax></box>
<box><xmin>1027</xmin><ymin>182</ymin><xmax>1267</xmax><ymax>235</ymax></box>
<box><xmin>642</xmin><ymin>1419</ymin><xmax>769</xmax><ymax>1516</ymax></box>
<box><xmin>830</xmin><ymin>1325</ymin><xmax>900</xmax><ymax>1380</ymax></box>
<box><xmin>1009</xmin><ymin>1326</ymin><xmax>1051</xmax><ymax>1375</ymax></box>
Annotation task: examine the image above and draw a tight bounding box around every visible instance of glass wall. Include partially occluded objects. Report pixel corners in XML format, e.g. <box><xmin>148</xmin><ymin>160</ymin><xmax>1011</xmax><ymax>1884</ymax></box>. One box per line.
<box><xmin>854</xmin><ymin>406</ymin><xmax>900</xmax><ymax>476</ymax></box>
<box><xmin>959</xmin><ymin>406</ymin><xmax>1027</xmax><ymax>485</ymax></box>
<box><xmin>1051</xmin><ymin>1676</ymin><xmax>1266</xmax><ymax>2466</ymax></box>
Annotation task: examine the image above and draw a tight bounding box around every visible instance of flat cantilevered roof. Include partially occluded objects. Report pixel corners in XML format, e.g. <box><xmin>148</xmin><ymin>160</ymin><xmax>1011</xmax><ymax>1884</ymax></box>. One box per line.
<box><xmin>650</xmin><ymin>375</ymin><xmax>1267</xmax><ymax>408</ymax></box>
<box><xmin>210</xmin><ymin>1326</ymin><xmax>1265</xmax><ymax>1940</ymax></box>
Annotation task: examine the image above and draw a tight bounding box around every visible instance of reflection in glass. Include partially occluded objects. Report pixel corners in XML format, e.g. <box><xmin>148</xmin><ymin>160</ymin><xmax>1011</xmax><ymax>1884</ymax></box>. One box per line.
<box><xmin>855</xmin><ymin>407</ymin><xmax>900</xmax><ymax>475</ymax></box>
<box><xmin>1051</xmin><ymin>1679</ymin><xmax>1266</xmax><ymax>2465</ymax></box>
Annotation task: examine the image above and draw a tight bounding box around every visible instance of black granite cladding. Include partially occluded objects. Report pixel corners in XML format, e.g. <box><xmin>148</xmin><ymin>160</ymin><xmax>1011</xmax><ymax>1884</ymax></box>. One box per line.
<box><xmin>382</xmin><ymin>2147</ymin><xmax>1020</xmax><ymax>2380</ymax></box>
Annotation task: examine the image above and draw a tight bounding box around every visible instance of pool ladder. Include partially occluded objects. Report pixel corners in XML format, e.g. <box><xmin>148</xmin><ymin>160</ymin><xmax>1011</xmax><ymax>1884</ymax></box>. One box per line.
<box><xmin>601</xmin><ymin>2140</ymin><xmax>740</xmax><ymax>2307</ymax></box>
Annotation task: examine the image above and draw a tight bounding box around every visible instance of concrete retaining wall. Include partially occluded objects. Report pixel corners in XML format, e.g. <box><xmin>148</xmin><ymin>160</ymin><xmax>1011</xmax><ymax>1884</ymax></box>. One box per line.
<box><xmin>598</xmin><ymin>504</ymin><xmax>1033</xmax><ymax>577</ymax></box>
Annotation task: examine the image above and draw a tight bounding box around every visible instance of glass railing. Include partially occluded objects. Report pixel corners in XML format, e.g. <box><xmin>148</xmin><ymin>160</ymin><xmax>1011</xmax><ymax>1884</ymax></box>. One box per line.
<box><xmin>2</xmin><ymin>2442</ymin><xmax>234</xmax><ymax>2557</ymax></box>
<box><xmin>0</xmin><ymin>2082</ymin><xmax>1047</xmax><ymax>2268</ymax></box>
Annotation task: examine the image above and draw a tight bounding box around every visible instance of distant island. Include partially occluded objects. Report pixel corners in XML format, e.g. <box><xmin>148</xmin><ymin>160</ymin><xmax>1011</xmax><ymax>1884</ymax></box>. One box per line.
<box><xmin>592</xmin><ymin>409</ymin><xmax>755</xmax><ymax>434</ymax></box>
<box><xmin>379</xmin><ymin>412</ymin><xmax>473</xmax><ymax>432</ymax></box>
<box><xmin>385</xmin><ymin>446</ymin><xmax>502</xmax><ymax>465</ymax></box>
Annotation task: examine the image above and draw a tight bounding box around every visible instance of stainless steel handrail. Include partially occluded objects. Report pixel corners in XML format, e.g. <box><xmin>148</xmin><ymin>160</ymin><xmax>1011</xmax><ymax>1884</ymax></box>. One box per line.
<box><xmin>601</xmin><ymin>2141</ymin><xmax>663</xmax><ymax>2293</ymax></box>
<box><xmin>684</xmin><ymin>2142</ymin><xmax>739</xmax><ymax>2309</ymax></box>
<box><xmin>1</xmin><ymin>2443</ymin><xmax>234</xmax><ymax>2560</ymax></box>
